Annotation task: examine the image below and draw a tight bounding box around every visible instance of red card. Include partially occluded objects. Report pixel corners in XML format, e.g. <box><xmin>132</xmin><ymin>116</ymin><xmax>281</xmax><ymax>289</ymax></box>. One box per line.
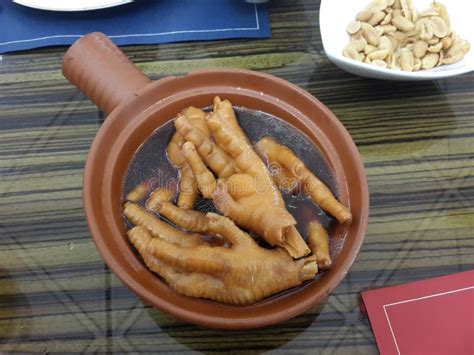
<box><xmin>361</xmin><ymin>270</ymin><xmax>474</xmax><ymax>355</ymax></box>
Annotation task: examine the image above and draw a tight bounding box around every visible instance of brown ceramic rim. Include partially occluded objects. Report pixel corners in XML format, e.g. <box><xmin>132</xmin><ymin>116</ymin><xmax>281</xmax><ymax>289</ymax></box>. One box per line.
<box><xmin>81</xmin><ymin>68</ymin><xmax>369</xmax><ymax>329</ymax></box>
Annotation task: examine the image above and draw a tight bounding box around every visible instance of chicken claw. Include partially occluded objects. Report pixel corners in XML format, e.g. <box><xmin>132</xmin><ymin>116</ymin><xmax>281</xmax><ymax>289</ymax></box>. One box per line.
<box><xmin>127</xmin><ymin>213</ymin><xmax>318</xmax><ymax>305</ymax></box>
<box><xmin>156</xmin><ymin>201</ymin><xmax>209</xmax><ymax>233</ymax></box>
<box><xmin>146</xmin><ymin>187</ymin><xmax>174</xmax><ymax>212</ymax></box>
<box><xmin>212</xmin><ymin>180</ymin><xmax>294</xmax><ymax>245</ymax></box>
<box><xmin>211</xmin><ymin>96</ymin><xmax>249</xmax><ymax>143</ymax></box>
<box><xmin>224</xmin><ymin>173</ymin><xmax>258</xmax><ymax>199</ymax></box>
<box><xmin>156</xmin><ymin>200</ymin><xmax>276</xmax><ymax>247</ymax></box>
<box><xmin>206</xmin><ymin>116</ymin><xmax>310</xmax><ymax>257</ymax></box>
<box><xmin>175</xmin><ymin>113</ymin><xmax>235</xmax><ymax>178</ymax></box>
<box><xmin>181</xmin><ymin>106</ymin><xmax>210</xmax><ymax>136</ymax></box>
<box><xmin>307</xmin><ymin>220</ymin><xmax>331</xmax><ymax>270</ymax></box>
<box><xmin>123</xmin><ymin>202</ymin><xmax>205</xmax><ymax>248</ymax></box>
<box><xmin>181</xmin><ymin>138</ymin><xmax>309</xmax><ymax>256</ymax></box>
<box><xmin>269</xmin><ymin>165</ymin><xmax>301</xmax><ymax>194</ymax></box>
<box><xmin>182</xmin><ymin>141</ymin><xmax>216</xmax><ymax>199</ymax></box>
<box><xmin>167</xmin><ymin>132</ymin><xmax>197</xmax><ymax>209</ymax></box>
<box><xmin>256</xmin><ymin>137</ymin><xmax>352</xmax><ymax>225</ymax></box>
<box><xmin>167</xmin><ymin>107</ymin><xmax>211</xmax><ymax>208</ymax></box>
<box><xmin>126</xmin><ymin>182</ymin><xmax>148</xmax><ymax>202</ymax></box>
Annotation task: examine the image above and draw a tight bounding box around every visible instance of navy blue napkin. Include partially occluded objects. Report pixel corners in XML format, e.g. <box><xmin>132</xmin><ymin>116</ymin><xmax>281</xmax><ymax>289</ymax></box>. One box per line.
<box><xmin>0</xmin><ymin>0</ymin><xmax>270</xmax><ymax>53</ymax></box>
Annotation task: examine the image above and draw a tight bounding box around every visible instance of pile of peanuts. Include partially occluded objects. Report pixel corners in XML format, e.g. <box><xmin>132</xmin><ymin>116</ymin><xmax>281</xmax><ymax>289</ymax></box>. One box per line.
<box><xmin>343</xmin><ymin>0</ymin><xmax>470</xmax><ymax>71</ymax></box>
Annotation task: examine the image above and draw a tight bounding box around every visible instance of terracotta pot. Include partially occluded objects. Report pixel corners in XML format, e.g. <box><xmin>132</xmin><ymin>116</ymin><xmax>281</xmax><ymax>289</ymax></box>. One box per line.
<box><xmin>62</xmin><ymin>32</ymin><xmax>369</xmax><ymax>329</ymax></box>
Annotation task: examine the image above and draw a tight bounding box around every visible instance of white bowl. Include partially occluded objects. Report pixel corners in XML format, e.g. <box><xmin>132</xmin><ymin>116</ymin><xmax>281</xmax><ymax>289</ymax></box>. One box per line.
<box><xmin>12</xmin><ymin>0</ymin><xmax>133</xmax><ymax>11</ymax></box>
<box><xmin>320</xmin><ymin>0</ymin><xmax>474</xmax><ymax>80</ymax></box>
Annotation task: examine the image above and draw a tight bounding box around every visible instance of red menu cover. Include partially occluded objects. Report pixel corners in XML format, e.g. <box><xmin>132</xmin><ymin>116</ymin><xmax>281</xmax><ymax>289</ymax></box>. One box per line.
<box><xmin>361</xmin><ymin>270</ymin><xmax>474</xmax><ymax>355</ymax></box>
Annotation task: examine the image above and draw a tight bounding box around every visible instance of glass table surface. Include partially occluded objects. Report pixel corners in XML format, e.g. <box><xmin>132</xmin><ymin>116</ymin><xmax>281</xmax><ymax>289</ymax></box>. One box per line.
<box><xmin>0</xmin><ymin>0</ymin><xmax>473</xmax><ymax>353</ymax></box>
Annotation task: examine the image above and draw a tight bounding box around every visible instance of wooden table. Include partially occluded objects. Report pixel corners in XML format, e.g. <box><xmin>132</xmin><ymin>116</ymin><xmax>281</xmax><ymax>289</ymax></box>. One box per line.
<box><xmin>1</xmin><ymin>0</ymin><xmax>473</xmax><ymax>353</ymax></box>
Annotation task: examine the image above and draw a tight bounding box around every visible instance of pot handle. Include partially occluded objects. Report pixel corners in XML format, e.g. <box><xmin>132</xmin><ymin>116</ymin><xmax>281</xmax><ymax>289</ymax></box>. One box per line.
<box><xmin>62</xmin><ymin>32</ymin><xmax>151</xmax><ymax>115</ymax></box>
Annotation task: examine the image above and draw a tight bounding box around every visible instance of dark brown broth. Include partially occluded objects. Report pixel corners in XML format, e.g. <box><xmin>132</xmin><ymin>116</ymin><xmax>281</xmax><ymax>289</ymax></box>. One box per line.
<box><xmin>122</xmin><ymin>107</ymin><xmax>337</xmax><ymax>245</ymax></box>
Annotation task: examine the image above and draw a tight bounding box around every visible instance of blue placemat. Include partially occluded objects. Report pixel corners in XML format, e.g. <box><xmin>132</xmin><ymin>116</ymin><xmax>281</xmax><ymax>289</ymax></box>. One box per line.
<box><xmin>0</xmin><ymin>0</ymin><xmax>270</xmax><ymax>53</ymax></box>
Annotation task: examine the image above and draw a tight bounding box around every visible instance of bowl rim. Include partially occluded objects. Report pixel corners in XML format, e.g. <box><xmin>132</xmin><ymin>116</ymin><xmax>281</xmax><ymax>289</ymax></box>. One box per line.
<box><xmin>83</xmin><ymin>68</ymin><xmax>369</xmax><ymax>329</ymax></box>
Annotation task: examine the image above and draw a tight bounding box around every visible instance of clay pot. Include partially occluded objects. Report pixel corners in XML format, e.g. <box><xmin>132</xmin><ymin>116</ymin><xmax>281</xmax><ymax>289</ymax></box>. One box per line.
<box><xmin>62</xmin><ymin>32</ymin><xmax>369</xmax><ymax>329</ymax></box>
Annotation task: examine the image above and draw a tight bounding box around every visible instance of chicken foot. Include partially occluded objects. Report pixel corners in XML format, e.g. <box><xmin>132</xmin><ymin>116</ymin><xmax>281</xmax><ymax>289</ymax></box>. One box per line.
<box><xmin>127</xmin><ymin>213</ymin><xmax>317</xmax><ymax>305</ymax></box>
<box><xmin>256</xmin><ymin>137</ymin><xmax>352</xmax><ymax>225</ymax></box>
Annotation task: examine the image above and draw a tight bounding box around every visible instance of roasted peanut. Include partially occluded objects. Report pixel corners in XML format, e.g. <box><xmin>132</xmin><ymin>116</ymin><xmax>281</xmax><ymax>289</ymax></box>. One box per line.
<box><xmin>381</xmin><ymin>12</ymin><xmax>392</xmax><ymax>25</ymax></box>
<box><xmin>372</xmin><ymin>59</ymin><xmax>388</xmax><ymax>68</ymax></box>
<box><xmin>356</xmin><ymin>10</ymin><xmax>374</xmax><ymax>22</ymax></box>
<box><xmin>443</xmin><ymin>37</ymin><xmax>470</xmax><ymax>64</ymax></box>
<box><xmin>418</xmin><ymin>19</ymin><xmax>434</xmax><ymax>40</ymax></box>
<box><xmin>350</xmin><ymin>38</ymin><xmax>368</xmax><ymax>52</ymax></box>
<box><xmin>351</xmin><ymin>32</ymin><xmax>365</xmax><ymax>41</ymax></box>
<box><xmin>399</xmin><ymin>49</ymin><xmax>414</xmax><ymax>71</ymax></box>
<box><xmin>442</xmin><ymin>36</ymin><xmax>452</xmax><ymax>50</ymax></box>
<box><xmin>413</xmin><ymin>57</ymin><xmax>422</xmax><ymax>71</ymax></box>
<box><xmin>343</xmin><ymin>46</ymin><xmax>363</xmax><ymax>61</ymax></box>
<box><xmin>387</xmin><ymin>34</ymin><xmax>399</xmax><ymax>48</ymax></box>
<box><xmin>362</xmin><ymin>25</ymin><xmax>380</xmax><ymax>46</ymax></box>
<box><xmin>369</xmin><ymin>11</ymin><xmax>386</xmax><ymax>26</ymax></box>
<box><xmin>367</xmin><ymin>0</ymin><xmax>388</xmax><ymax>12</ymax></box>
<box><xmin>421</xmin><ymin>53</ymin><xmax>439</xmax><ymax>69</ymax></box>
<box><xmin>442</xmin><ymin>53</ymin><xmax>463</xmax><ymax>65</ymax></box>
<box><xmin>392</xmin><ymin>9</ymin><xmax>403</xmax><ymax>18</ymax></box>
<box><xmin>379</xmin><ymin>36</ymin><xmax>392</xmax><ymax>50</ymax></box>
<box><xmin>368</xmin><ymin>48</ymin><xmax>390</xmax><ymax>60</ymax></box>
<box><xmin>436</xmin><ymin>51</ymin><xmax>444</xmax><ymax>67</ymax></box>
<box><xmin>401</xmin><ymin>0</ymin><xmax>414</xmax><ymax>21</ymax></box>
<box><xmin>413</xmin><ymin>41</ymin><xmax>428</xmax><ymax>58</ymax></box>
<box><xmin>374</xmin><ymin>26</ymin><xmax>385</xmax><ymax>37</ymax></box>
<box><xmin>431</xmin><ymin>17</ymin><xmax>449</xmax><ymax>38</ymax></box>
<box><xmin>393</xmin><ymin>31</ymin><xmax>407</xmax><ymax>44</ymax></box>
<box><xmin>390</xmin><ymin>53</ymin><xmax>401</xmax><ymax>69</ymax></box>
<box><xmin>392</xmin><ymin>16</ymin><xmax>415</xmax><ymax>32</ymax></box>
<box><xmin>347</xmin><ymin>20</ymin><xmax>362</xmax><ymax>34</ymax></box>
<box><xmin>385</xmin><ymin>52</ymin><xmax>392</xmax><ymax>66</ymax></box>
<box><xmin>428</xmin><ymin>42</ymin><xmax>443</xmax><ymax>53</ymax></box>
<box><xmin>382</xmin><ymin>25</ymin><xmax>397</xmax><ymax>33</ymax></box>
<box><xmin>364</xmin><ymin>45</ymin><xmax>377</xmax><ymax>55</ymax></box>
